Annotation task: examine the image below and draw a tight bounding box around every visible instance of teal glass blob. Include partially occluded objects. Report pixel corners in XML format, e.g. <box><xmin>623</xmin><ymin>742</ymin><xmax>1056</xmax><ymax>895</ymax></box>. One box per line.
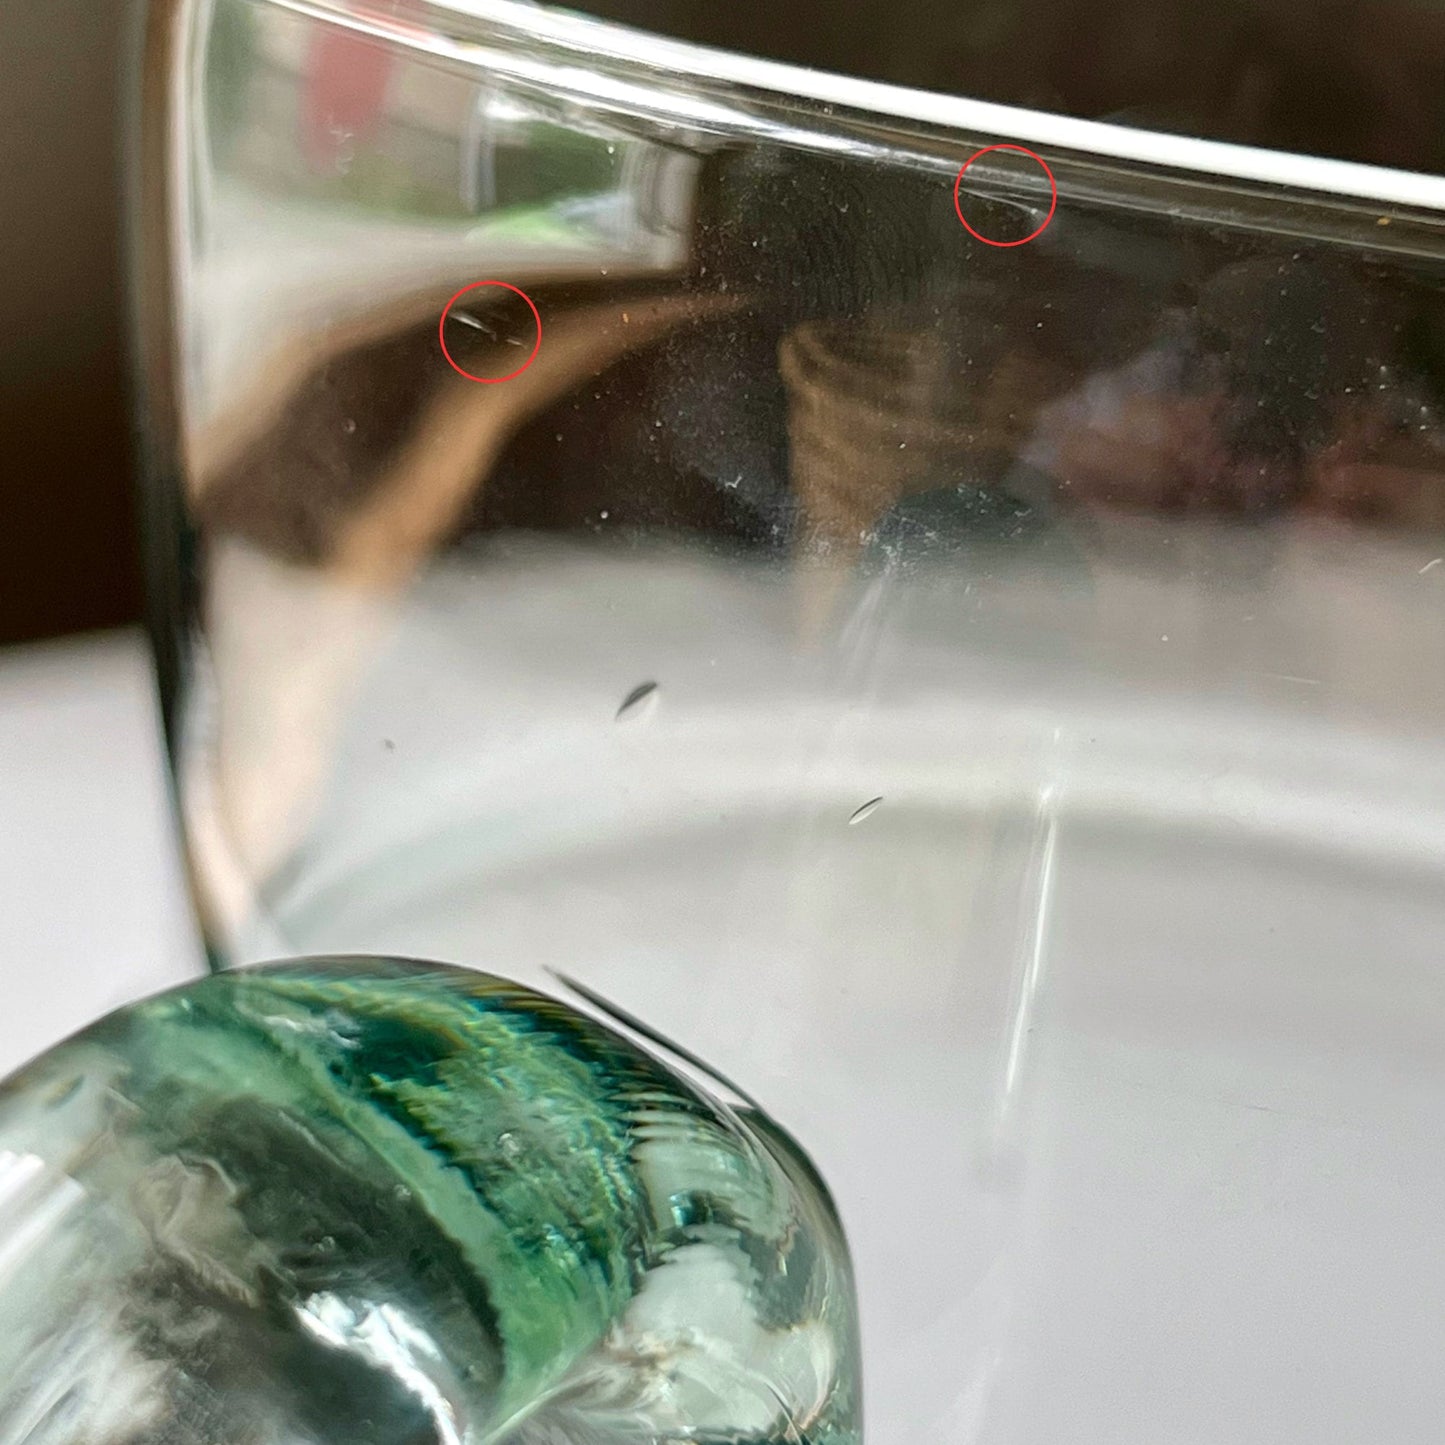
<box><xmin>0</xmin><ymin>959</ymin><xmax>860</xmax><ymax>1445</ymax></box>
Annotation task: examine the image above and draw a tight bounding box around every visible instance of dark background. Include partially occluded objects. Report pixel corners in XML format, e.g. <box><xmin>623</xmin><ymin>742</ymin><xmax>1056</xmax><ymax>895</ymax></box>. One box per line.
<box><xmin>0</xmin><ymin>0</ymin><xmax>141</xmax><ymax>646</ymax></box>
<box><xmin>4</xmin><ymin>0</ymin><xmax>1444</xmax><ymax>646</ymax></box>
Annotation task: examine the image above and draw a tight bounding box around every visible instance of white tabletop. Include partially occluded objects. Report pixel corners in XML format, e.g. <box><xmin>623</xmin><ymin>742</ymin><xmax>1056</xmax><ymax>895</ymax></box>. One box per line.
<box><xmin>7</xmin><ymin>602</ymin><xmax>1445</xmax><ymax>1440</ymax></box>
<box><xmin>0</xmin><ymin>630</ymin><xmax>203</xmax><ymax>1079</ymax></box>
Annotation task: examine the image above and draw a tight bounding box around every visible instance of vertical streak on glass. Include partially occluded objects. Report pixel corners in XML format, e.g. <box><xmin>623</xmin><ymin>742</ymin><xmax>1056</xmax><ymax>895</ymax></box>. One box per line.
<box><xmin>962</xmin><ymin>745</ymin><xmax>1062</xmax><ymax>1439</ymax></box>
<box><xmin>1001</xmin><ymin>802</ymin><xmax>1058</xmax><ymax>1111</ymax></box>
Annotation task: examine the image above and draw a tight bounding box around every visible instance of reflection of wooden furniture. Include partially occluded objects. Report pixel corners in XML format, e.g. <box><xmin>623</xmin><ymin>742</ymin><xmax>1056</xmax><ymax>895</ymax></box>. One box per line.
<box><xmin>1304</xmin><ymin>397</ymin><xmax>1445</xmax><ymax>530</ymax></box>
<box><xmin>193</xmin><ymin>284</ymin><xmax>740</xmax><ymax>901</ymax></box>
<box><xmin>333</xmin><ymin>293</ymin><xmax>739</xmax><ymax>586</ymax></box>
<box><xmin>186</xmin><ymin>200</ymin><xmax>694</xmax><ymax>484</ymax></box>
<box><xmin>780</xmin><ymin>319</ymin><xmax>1071</xmax><ymax>555</ymax></box>
<box><xmin>779</xmin><ymin>316</ymin><xmax>1075</xmax><ymax>637</ymax></box>
<box><xmin>193</xmin><ymin>284</ymin><xmax>741</xmax><ymax>588</ymax></box>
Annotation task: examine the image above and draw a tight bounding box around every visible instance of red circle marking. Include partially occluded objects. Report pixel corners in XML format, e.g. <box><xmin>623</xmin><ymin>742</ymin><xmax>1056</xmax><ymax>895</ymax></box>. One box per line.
<box><xmin>953</xmin><ymin>145</ymin><xmax>1058</xmax><ymax>248</ymax></box>
<box><xmin>438</xmin><ymin>281</ymin><xmax>542</xmax><ymax>384</ymax></box>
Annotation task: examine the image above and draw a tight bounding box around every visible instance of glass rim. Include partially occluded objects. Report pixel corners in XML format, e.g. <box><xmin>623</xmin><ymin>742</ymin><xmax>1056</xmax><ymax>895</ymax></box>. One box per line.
<box><xmin>266</xmin><ymin>0</ymin><xmax>1445</xmax><ymax>214</ymax></box>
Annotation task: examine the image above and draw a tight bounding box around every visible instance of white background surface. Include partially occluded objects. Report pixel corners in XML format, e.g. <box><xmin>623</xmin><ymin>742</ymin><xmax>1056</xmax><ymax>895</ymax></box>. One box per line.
<box><xmin>6</xmin><ymin>598</ymin><xmax>1445</xmax><ymax>1440</ymax></box>
<box><xmin>197</xmin><ymin>531</ymin><xmax>1445</xmax><ymax>1441</ymax></box>
<box><xmin>0</xmin><ymin>630</ymin><xmax>201</xmax><ymax>1079</ymax></box>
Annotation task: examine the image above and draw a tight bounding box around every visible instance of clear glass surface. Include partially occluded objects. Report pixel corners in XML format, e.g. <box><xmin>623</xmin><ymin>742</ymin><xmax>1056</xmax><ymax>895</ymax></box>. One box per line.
<box><xmin>132</xmin><ymin>1</ymin><xmax>1445</xmax><ymax>1438</ymax></box>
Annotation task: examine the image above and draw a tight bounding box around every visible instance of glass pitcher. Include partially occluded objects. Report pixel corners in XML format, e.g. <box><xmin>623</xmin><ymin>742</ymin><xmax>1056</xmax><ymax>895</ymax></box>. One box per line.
<box><xmin>129</xmin><ymin>1</ymin><xmax>1445</xmax><ymax>1437</ymax></box>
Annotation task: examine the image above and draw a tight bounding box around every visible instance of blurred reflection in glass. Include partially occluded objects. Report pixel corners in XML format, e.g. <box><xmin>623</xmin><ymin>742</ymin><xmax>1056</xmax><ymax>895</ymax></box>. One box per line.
<box><xmin>132</xmin><ymin>1</ymin><xmax>1445</xmax><ymax>1439</ymax></box>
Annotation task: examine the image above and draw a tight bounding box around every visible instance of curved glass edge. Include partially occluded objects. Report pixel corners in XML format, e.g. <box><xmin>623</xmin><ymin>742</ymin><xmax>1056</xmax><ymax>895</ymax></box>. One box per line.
<box><xmin>267</xmin><ymin>0</ymin><xmax>1445</xmax><ymax>225</ymax></box>
<box><xmin>127</xmin><ymin>0</ymin><xmax>192</xmax><ymax>750</ymax></box>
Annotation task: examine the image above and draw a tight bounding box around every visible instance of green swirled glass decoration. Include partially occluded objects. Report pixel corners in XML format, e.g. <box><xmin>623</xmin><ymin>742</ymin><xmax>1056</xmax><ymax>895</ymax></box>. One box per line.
<box><xmin>0</xmin><ymin>958</ymin><xmax>860</xmax><ymax>1445</ymax></box>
